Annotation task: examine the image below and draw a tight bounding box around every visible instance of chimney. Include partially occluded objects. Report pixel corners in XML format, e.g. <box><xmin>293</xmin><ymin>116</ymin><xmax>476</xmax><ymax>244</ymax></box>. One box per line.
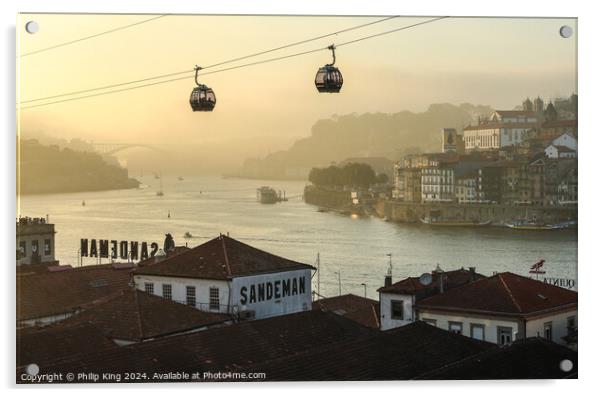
<box><xmin>469</xmin><ymin>267</ymin><xmax>476</xmax><ymax>282</ymax></box>
<box><xmin>384</xmin><ymin>275</ymin><xmax>392</xmax><ymax>288</ymax></box>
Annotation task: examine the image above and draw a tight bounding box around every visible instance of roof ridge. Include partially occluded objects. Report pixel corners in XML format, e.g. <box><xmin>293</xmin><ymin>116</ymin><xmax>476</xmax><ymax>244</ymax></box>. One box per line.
<box><xmin>498</xmin><ymin>273</ymin><xmax>523</xmax><ymax>313</ymax></box>
<box><xmin>133</xmin><ymin>289</ymin><xmax>145</xmax><ymax>341</ymax></box>
<box><xmin>220</xmin><ymin>235</ymin><xmax>232</xmax><ymax>277</ymax></box>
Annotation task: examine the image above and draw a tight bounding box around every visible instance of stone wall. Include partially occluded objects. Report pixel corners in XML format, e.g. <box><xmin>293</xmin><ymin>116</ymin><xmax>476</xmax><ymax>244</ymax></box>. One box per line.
<box><xmin>376</xmin><ymin>200</ymin><xmax>577</xmax><ymax>225</ymax></box>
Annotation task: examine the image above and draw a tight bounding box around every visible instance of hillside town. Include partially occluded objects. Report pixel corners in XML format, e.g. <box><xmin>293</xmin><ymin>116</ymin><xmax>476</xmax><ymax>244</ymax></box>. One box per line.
<box><xmin>16</xmin><ymin>216</ymin><xmax>577</xmax><ymax>382</ymax></box>
<box><xmin>393</xmin><ymin>96</ymin><xmax>577</xmax><ymax>208</ymax></box>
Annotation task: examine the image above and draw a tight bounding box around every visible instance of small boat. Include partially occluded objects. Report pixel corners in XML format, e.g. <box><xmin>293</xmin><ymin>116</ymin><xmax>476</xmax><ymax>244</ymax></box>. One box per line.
<box><xmin>81</xmin><ymin>200</ymin><xmax>86</xmax><ymax>206</ymax></box>
<box><xmin>257</xmin><ymin>186</ymin><xmax>278</xmax><ymax>204</ymax></box>
<box><xmin>505</xmin><ymin>220</ymin><xmax>562</xmax><ymax>230</ymax></box>
<box><xmin>421</xmin><ymin>217</ymin><xmax>491</xmax><ymax>227</ymax></box>
<box><xmin>183</xmin><ymin>232</ymin><xmax>193</xmax><ymax>238</ymax></box>
<box><xmin>156</xmin><ymin>174</ymin><xmax>164</xmax><ymax>196</ymax></box>
<box><xmin>178</xmin><ymin>176</ymin><xmax>184</xmax><ymax>181</ymax></box>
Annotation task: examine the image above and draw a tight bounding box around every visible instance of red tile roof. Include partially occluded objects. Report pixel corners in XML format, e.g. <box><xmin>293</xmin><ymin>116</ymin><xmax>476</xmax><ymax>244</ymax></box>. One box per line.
<box><xmin>17</xmin><ymin>310</ymin><xmax>376</xmax><ymax>382</ymax></box>
<box><xmin>17</xmin><ymin>264</ymin><xmax>134</xmax><ymax>322</ymax></box>
<box><xmin>464</xmin><ymin>122</ymin><xmax>539</xmax><ymax>131</ymax></box>
<box><xmin>494</xmin><ymin>110</ymin><xmax>537</xmax><ymax>118</ymax></box>
<box><xmin>378</xmin><ymin>268</ymin><xmax>485</xmax><ymax>300</ymax></box>
<box><xmin>541</xmin><ymin>119</ymin><xmax>577</xmax><ymax>128</ymax></box>
<box><xmin>415</xmin><ymin>272</ymin><xmax>577</xmax><ymax>317</ymax></box>
<box><xmin>56</xmin><ymin>289</ymin><xmax>231</xmax><ymax>342</ymax></box>
<box><xmin>313</xmin><ymin>294</ymin><xmax>380</xmax><ymax>328</ymax></box>
<box><xmin>17</xmin><ymin>323</ymin><xmax>117</xmax><ymax>367</ymax></box>
<box><xmin>134</xmin><ymin>235</ymin><xmax>314</xmax><ymax>280</ymax></box>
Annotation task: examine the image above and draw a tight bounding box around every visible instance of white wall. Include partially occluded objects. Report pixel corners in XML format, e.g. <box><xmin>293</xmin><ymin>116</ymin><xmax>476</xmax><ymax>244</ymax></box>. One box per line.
<box><xmin>552</xmin><ymin>133</ymin><xmax>577</xmax><ymax>151</ymax></box>
<box><xmin>525</xmin><ymin>309</ymin><xmax>577</xmax><ymax>345</ymax></box>
<box><xmin>232</xmin><ymin>269</ymin><xmax>312</xmax><ymax>320</ymax></box>
<box><xmin>380</xmin><ymin>292</ymin><xmax>415</xmax><ymax>330</ymax></box>
<box><xmin>133</xmin><ymin>274</ymin><xmax>231</xmax><ymax>312</ymax></box>
<box><xmin>417</xmin><ymin>309</ymin><xmax>520</xmax><ymax>344</ymax></box>
<box><xmin>134</xmin><ymin>268</ymin><xmax>313</xmax><ymax>320</ymax></box>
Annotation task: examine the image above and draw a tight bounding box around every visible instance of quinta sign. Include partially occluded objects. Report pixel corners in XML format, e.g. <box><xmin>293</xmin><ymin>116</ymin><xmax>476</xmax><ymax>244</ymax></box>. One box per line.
<box><xmin>80</xmin><ymin>238</ymin><xmax>160</xmax><ymax>261</ymax></box>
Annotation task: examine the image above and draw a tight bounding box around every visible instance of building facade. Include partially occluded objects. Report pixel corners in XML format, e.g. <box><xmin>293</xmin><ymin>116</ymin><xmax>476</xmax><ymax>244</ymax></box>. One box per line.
<box><xmin>16</xmin><ymin>216</ymin><xmax>55</xmax><ymax>265</ymax></box>
<box><xmin>414</xmin><ymin>272</ymin><xmax>577</xmax><ymax>346</ymax></box>
<box><xmin>133</xmin><ymin>235</ymin><xmax>315</xmax><ymax>321</ymax></box>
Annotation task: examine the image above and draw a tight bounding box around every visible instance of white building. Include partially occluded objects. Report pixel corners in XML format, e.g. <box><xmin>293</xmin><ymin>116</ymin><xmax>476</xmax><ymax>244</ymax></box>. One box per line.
<box><xmin>463</xmin><ymin>110</ymin><xmax>540</xmax><ymax>150</ymax></box>
<box><xmin>545</xmin><ymin>144</ymin><xmax>577</xmax><ymax>159</ymax></box>
<box><xmin>16</xmin><ymin>216</ymin><xmax>56</xmax><ymax>265</ymax></box>
<box><xmin>378</xmin><ymin>268</ymin><xmax>483</xmax><ymax>331</ymax></box>
<box><xmin>421</xmin><ymin>167</ymin><xmax>454</xmax><ymax>202</ymax></box>
<box><xmin>551</xmin><ymin>132</ymin><xmax>577</xmax><ymax>151</ymax></box>
<box><xmin>133</xmin><ymin>235</ymin><xmax>315</xmax><ymax>321</ymax></box>
<box><xmin>414</xmin><ymin>272</ymin><xmax>577</xmax><ymax>346</ymax></box>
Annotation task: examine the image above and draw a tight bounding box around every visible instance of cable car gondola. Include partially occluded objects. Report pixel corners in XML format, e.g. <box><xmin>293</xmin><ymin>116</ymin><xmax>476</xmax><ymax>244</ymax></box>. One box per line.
<box><xmin>190</xmin><ymin>65</ymin><xmax>216</xmax><ymax>112</ymax></box>
<box><xmin>315</xmin><ymin>45</ymin><xmax>343</xmax><ymax>93</ymax></box>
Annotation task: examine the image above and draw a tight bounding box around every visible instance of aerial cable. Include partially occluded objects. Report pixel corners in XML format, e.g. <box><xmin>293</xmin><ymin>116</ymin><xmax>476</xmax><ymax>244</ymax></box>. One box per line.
<box><xmin>20</xmin><ymin>16</ymin><xmax>399</xmax><ymax>104</ymax></box>
<box><xmin>19</xmin><ymin>14</ymin><xmax>169</xmax><ymax>57</ymax></box>
<box><xmin>19</xmin><ymin>16</ymin><xmax>448</xmax><ymax>110</ymax></box>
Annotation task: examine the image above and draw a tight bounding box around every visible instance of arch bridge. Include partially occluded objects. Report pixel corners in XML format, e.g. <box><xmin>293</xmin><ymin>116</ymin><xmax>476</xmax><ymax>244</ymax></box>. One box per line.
<box><xmin>91</xmin><ymin>143</ymin><xmax>165</xmax><ymax>156</ymax></box>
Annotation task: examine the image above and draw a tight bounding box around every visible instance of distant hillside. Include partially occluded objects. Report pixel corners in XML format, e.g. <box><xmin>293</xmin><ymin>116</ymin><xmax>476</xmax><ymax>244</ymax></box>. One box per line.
<box><xmin>18</xmin><ymin>139</ymin><xmax>139</xmax><ymax>195</ymax></box>
<box><xmin>237</xmin><ymin>103</ymin><xmax>492</xmax><ymax>180</ymax></box>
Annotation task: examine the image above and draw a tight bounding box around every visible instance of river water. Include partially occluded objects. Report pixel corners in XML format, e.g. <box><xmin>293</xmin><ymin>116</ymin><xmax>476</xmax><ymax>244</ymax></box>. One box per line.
<box><xmin>18</xmin><ymin>175</ymin><xmax>578</xmax><ymax>299</ymax></box>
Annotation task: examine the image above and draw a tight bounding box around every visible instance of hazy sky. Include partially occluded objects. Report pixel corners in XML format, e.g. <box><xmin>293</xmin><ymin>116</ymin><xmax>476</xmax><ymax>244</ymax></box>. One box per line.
<box><xmin>17</xmin><ymin>14</ymin><xmax>577</xmax><ymax>145</ymax></box>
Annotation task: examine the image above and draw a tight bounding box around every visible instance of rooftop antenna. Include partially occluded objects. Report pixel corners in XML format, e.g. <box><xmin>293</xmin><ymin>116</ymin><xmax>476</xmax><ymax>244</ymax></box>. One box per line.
<box><xmin>386</xmin><ymin>253</ymin><xmax>392</xmax><ymax>277</ymax></box>
<box><xmin>316</xmin><ymin>252</ymin><xmax>321</xmax><ymax>299</ymax></box>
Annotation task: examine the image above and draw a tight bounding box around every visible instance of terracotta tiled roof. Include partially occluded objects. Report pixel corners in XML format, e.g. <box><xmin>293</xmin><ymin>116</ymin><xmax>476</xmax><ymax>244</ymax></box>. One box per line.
<box><xmin>541</xmin><ymin>119</ymin><xmax>577</xmax><ymax>128</ymax></box>
<box><xmin>313</xmin><ymin>294</ymin><xmax>380</xmax><ymax>328</ymax></box>
<box><xmin>56</xmin><ymin>289</ymin><xmax>231</xmax><ymax>342</ymax></box>
<box><xmin>17</xmin><ymin>264</ymin><xmax>134</xmax><ymax>322</ymax></box>
<box><xmin>378</xmin><ymin>268</ymin><xmax>485</xmax><ymax>301</ymax></box>
<box><xmin>415</xmin><ymin>272</ymin><xmax>577</xmax><ymax>317</ymax></box>
<box><xmin>134</xmin><ymin>235</ymin><xmax>314</xmax><ymax>280</ymax></box>
<box><xmin>416</xmin><ymin>337</ymin><xmax>578</xmax><ymax>379</ymax></box>
<box><xmin>494</xmin><ymin>110</ymin><xmax>538</xmax><ymax>117</ymax></box>
<box><xmin>17</xmin><ymin>323</ymin><xmax>116</xmax><ymax>367</ymax></box>
<box><xmin>464</xmin><ymin>122</ymin><xmax>539</xmax><ymax>131</ymax></box>
<box><xmin>246</xmin><ymin>322</ymin><xmax>494</xmax><ymax>381</ymax></box>
<box><xmin>18</xmin><ymin>310</ymin><xmax>376</xmax><ymax>382</ymax></box>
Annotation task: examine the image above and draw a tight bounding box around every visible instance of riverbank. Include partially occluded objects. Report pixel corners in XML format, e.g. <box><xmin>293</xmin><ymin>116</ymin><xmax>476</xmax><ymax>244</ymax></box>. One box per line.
<box><xmin>304</xmin><ymin>185</ymin><xmax>577</xmax><ymax>226</ymax></box>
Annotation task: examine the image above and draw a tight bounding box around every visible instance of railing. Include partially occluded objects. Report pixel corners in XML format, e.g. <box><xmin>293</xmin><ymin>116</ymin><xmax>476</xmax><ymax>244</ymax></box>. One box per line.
<box><xmin>168</xmin><ymin>299</ymin><xmax>235</xmax><ymax>314</ymax></box>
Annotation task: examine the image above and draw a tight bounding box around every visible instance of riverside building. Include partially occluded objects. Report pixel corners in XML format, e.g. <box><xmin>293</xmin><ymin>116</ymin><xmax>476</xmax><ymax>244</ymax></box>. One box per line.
<box><xmin>16</xmin><ymin>216</ymin><xmax>56</xmax><ymax>265</ymax></box>
<box><xmin>133</xmin><ymin>234</ymin><xmax>315</xmax><ymax>320</ymax></box>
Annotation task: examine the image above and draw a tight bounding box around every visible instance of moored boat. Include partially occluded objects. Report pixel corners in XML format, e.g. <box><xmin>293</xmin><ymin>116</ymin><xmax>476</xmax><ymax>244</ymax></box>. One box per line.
<box><xmin>420</xmin><ymin>217</ymin><xmax>491</xmax><ymax>227</ymax></box>
<box><xmin>505</xmin><ymin>220</ymin><xmax>562</xmax><ymax>230</ymax></box>
<box><xmin>257</xmin><ymin>186</ymin><xmax>278</xmax><ymax>204</ymax></box>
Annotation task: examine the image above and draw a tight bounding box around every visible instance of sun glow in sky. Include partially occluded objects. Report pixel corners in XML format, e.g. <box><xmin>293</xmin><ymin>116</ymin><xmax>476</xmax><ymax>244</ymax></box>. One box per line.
<box><xmin>17</xmin><ymin>14</ymin><xmax>576</xmax><ymax>145</ymax></box>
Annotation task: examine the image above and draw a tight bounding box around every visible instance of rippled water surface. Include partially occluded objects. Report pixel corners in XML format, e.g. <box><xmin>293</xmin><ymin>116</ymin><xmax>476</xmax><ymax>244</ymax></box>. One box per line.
<box><xmin>19</xmin><ymin>175</ymin><xmax>578</xmax><ymax>298</ymax></box>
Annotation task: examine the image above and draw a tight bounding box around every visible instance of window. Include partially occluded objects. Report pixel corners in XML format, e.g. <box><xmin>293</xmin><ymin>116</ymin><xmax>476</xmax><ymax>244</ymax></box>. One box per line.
<box><xmin>31</xmin><ymin>240</ymin><xmax>39</xmax><ymax>254</ymax></box>
<box><xmin>144</xmin><ymin>282</ymin><xmax>154</xmax><ymax>295</ymax></box>
<box><xmin>470</xmin><ymin>324</ymin><xmax>485</xmax><ymax>341</ymax></box>
<box><xmin>567</xmin><ymin>316</ymin><xmax>576</xmax><ymax>332</ymax></box>
<box><xmin>448</xmin><ymin>321</ymin><xmax>463</xmax><ymax>335</ymax></box>
<box><xmin>544</xmin><ymin>322</ymin><xmax>553</xmax><ymax>340</ymax></box>
<box><xmin>162</xmin><ymin>284</ymin><xmax>172</xmax><ymax>300</ymax></box>
<box><xmin>390</xmin><ymin>300</ymin><xmax>404</xmax><ymax>320</ymax></box>
<box><xmin>44</xmin><ymin>239</ymin><xmax>51</xmax><ymax>256</ymax></box>
<box><xmin>19</xmin><ymin>241</ymin><xmax>26</xmax><ymax>257</ymax></box>
<box><xmin>209</xmin><ymin>287</ymin><xmax>220</xmax><ymax>311</ymax></box>
<box><xmin>497</xmin><ymin>326</ymin><xmax>513</xmax><ymax>345</ymax></box>
<box><xmin>186</xmin><ymin>286</ymin><xmax>196</xmax><ymax>307</ymax></box>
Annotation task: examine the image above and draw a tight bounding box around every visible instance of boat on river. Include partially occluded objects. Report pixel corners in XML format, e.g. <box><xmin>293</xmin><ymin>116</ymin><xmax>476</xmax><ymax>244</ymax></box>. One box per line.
<box><xmin>257</xmin><ymin>186</ymin><xmax>279</xmax><ymax>204</ymax></box>
<box><xmin>505</xmin><ymin>220</ymin><xmax>563</xmax><ymax>230</ymax></box>
<box><xmin>420</xmin><ymin>216</ymin><xmax>492</xmax><ymax>227</ymax></box>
